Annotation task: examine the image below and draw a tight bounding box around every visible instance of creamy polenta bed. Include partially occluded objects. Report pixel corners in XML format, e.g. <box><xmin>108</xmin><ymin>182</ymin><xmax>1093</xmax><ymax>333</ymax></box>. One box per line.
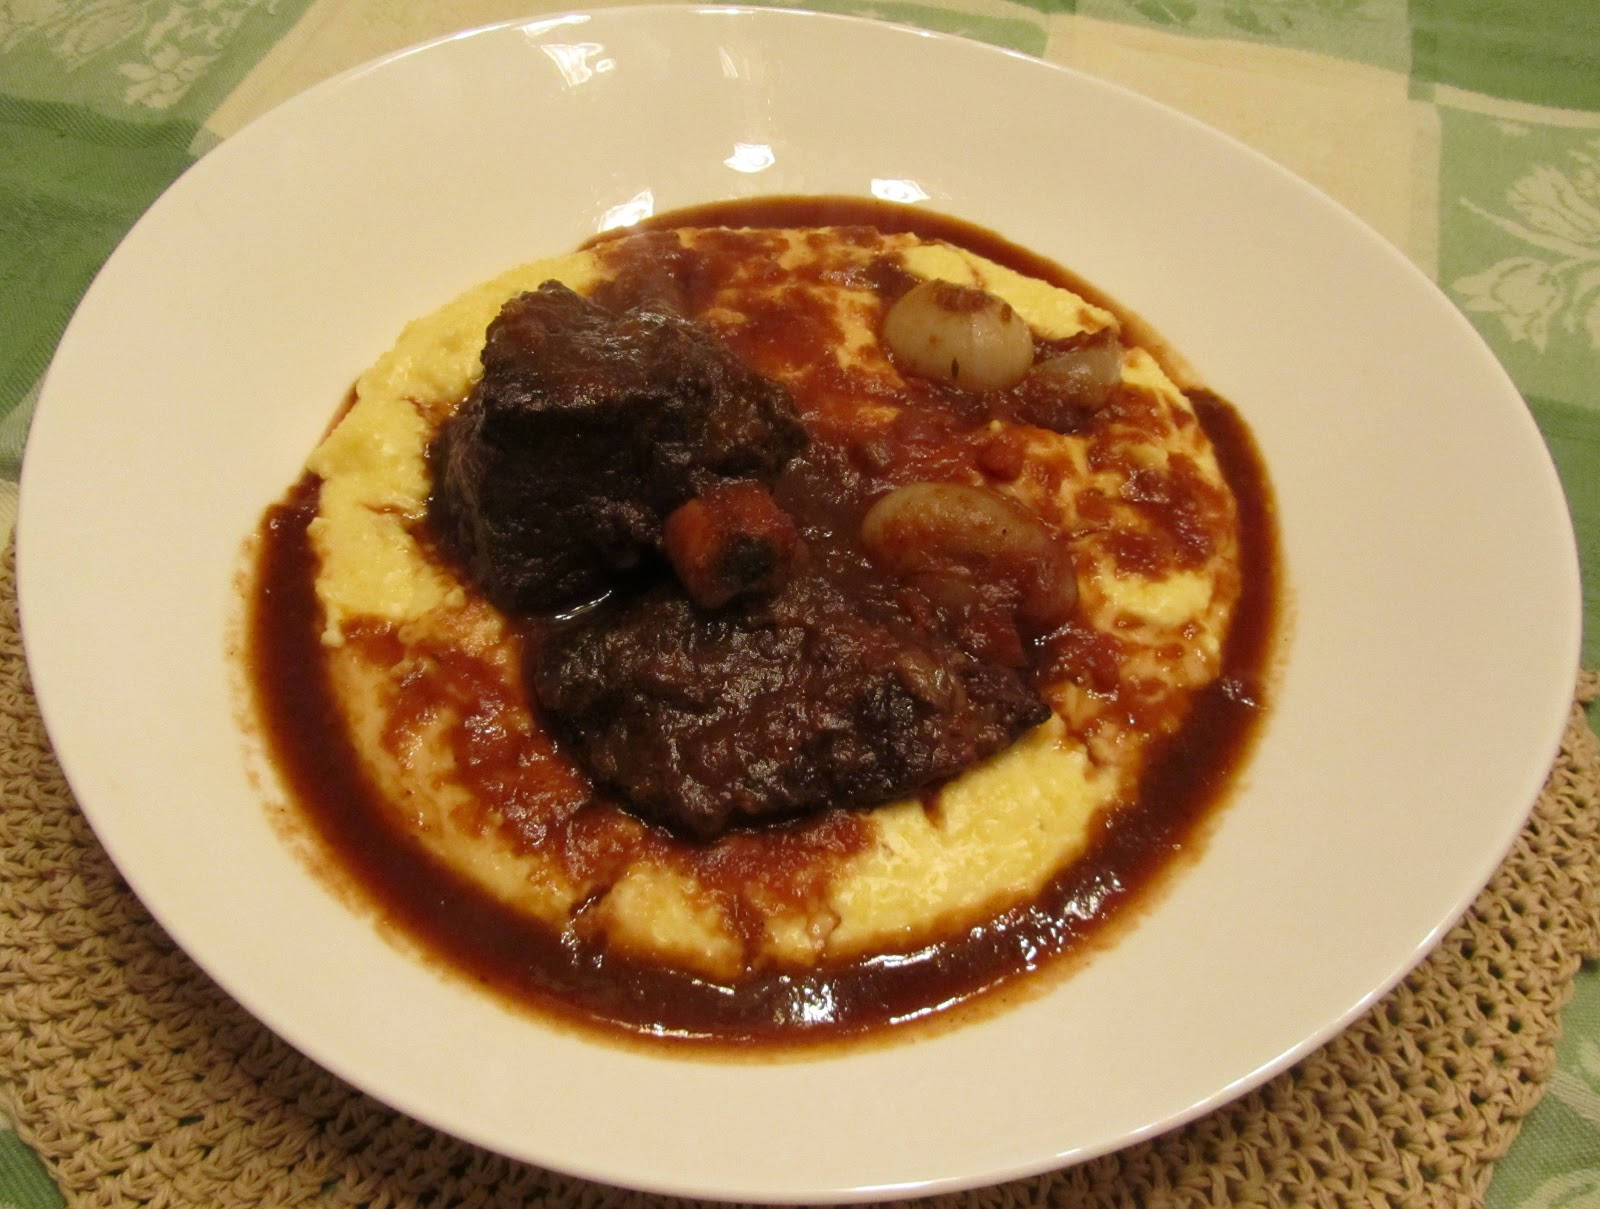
<box><xmin>246</xmin><ymin>198</ymin><xmax>1277</xmax><ymax>1043</ymax></box>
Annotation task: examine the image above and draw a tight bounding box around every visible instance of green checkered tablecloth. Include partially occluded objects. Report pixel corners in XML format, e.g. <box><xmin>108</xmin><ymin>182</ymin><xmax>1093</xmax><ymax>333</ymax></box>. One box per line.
<box><xmin>2</xmin><ymin>1</ymin><xmax>1597</xmax><ymax>1204</ymax></box>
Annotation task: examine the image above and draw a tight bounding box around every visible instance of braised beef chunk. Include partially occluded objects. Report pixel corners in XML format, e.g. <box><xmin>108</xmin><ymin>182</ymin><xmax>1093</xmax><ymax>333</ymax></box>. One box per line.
<box><xmin>533</xmin><ymin>574</ymin><xmax>1051</xmax><ymax>840</ymax></box>
<box><xmin>431</xmin><ymin>276</ymin><xmax>1057</xmax><ymax>840</ymax></box>
<box><xmin>428</xmin><ymin>282</ymin><xmax>807</xmax><ymax>612</ymax></box>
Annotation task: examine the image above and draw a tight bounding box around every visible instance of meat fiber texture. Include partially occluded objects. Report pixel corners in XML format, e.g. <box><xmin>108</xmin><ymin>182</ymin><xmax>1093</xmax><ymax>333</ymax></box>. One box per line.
<box><xmin>536</xmin><ymin>575</ymin><xmax>1050</xmax><ymax>839</ymax></box>
<box><xmin>428</xmin><ymin>282</ymin><xmax>807</xmax><ymax>612</ymax></box>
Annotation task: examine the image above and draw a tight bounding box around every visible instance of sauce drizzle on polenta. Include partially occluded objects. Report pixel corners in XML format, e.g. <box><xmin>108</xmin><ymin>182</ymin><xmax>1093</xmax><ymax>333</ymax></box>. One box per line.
<box><xmin>246</xmin><ymin>198</ymin><xmax>1278</xmax><ymax>1044</ymax></box>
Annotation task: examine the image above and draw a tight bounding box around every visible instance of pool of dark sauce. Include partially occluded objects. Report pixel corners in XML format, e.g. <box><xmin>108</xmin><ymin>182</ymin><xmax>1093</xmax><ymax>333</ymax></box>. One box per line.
<box><xmin>249</xmin><ymin>196</ymin><xmax>1280</xmax><ymax>1047</ymax></box>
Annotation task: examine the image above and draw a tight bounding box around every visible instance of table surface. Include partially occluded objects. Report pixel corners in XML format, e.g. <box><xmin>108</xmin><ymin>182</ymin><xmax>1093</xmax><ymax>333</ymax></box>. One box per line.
<box><xmin>1</xmin><ymin>0</ymin><xmax>1596</xmax><ymax>1204</ymax></box>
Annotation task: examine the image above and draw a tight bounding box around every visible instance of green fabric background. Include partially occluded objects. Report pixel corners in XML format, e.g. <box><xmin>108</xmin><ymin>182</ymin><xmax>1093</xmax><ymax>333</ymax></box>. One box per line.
<box><xmin>0</xmin><ymin>102</ymin><xmax>198</xmax><ymax>475</ymax></box>
<box><xmin>0</xmin><ymin>0</ymin><xmax>1595</xmax><ymax>1204</ymax></box>
<box><xmin>0</xmin><ymin>0</ymin><xmax>316</xmax><ymax>478</ymax></box>
<box><xmin>1410</xmin><ymin>0</ymin><xmax>1600</xmax><ymax>110</ymax></box>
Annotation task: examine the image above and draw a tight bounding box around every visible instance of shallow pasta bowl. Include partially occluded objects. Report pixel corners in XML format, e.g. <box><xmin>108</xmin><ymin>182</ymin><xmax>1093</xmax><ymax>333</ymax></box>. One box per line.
<box><xmin>15</xmin><ymin>6</ymin><xmax>1580</xmax><ymax>1201</ymax></box>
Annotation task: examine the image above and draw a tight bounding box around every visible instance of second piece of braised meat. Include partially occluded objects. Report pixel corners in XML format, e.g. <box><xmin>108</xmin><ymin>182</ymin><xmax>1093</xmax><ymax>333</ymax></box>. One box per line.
<box><xmin>534</xmin><ymin>574</ymin><xmax>1051</xmax><ymax>839</ymax></box>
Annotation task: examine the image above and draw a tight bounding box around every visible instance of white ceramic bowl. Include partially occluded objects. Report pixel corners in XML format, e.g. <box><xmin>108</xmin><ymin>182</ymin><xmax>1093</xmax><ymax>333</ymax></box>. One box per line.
<box><xmin>17</xmin><ymin>7</ymin><xmax>1580</xmax><ymax>1201</ymax></box>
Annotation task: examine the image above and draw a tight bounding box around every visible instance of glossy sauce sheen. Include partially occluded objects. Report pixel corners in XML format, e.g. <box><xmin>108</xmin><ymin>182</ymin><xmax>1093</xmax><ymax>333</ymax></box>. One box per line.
<box><xmin>249</xmin><ymin>198</ymin><xmax>1279</xmax><ymax>1044</ymax></box>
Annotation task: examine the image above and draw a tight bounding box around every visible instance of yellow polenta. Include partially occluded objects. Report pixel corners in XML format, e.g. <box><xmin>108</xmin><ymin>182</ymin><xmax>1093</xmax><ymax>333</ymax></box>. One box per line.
<box><xmin>302</xmin><ymin>227</ymin><xmax>1238</xmax><ymax>981</ymax></box>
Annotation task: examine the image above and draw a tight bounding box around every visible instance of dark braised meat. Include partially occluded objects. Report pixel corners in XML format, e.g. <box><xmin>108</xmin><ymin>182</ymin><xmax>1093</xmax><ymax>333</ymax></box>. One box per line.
<box><xmin>430</xmin><ymin>274</ymin><xmax>1059</xmax><ymax>840</ymax></box>
<box><xmin>428</xmin><ymin>282</ymin><xmax>807</xmax><ymax>612</ymax></box>
<box><xmin>533</xmin><ymin>574</ymin><xmax>1051</xmax><ymax>840</ymax></box>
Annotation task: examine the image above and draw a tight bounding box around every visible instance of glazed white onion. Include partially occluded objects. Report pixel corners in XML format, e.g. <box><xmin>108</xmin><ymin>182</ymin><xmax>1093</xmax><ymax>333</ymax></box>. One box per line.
<box><xmin>860</xmin><ymin>482</ymin><xmax>1077</xmax><ymax>628</ymax></box>
<box><xmin>1031</xmin><ymin>339</ymin><xmax>1123</xmax><ymax>410</ymax></box>
<box><xmin>882</xmin><ymin>280</ymin><xmax>1035</xmax><ymax>392</ymax></box>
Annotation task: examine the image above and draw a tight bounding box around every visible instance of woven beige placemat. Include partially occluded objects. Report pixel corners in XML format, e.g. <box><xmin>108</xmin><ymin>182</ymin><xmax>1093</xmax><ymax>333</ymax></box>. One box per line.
<box><xmin>0</xmin><ymin>536</ymin><xmax>1596</xmax><ymax>1209</ymax></box>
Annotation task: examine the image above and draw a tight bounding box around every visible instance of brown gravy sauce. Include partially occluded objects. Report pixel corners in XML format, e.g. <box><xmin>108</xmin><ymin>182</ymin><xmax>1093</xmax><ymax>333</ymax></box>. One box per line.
<box><xmin>248</xmin><ymin>197</ymin><xmax>1280</xmax><ymax>1045</ymax></box>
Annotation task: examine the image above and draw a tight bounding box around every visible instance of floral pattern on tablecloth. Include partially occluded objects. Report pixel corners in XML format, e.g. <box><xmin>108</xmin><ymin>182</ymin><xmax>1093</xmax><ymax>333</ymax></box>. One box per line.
<box><xmin>1439</xmin><ymin>107</ymin><xmax>1600</xmax><ymax>407</ymax></box>
<box><xmin>1453</xmin><ymin>137</ymin><xmax>1600</xmax><ymax>353</ymax></box>
<box><xmin>0</xmin><ymin>0</ymin><xmax>305</xmax><ymax>114</ymax></box>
